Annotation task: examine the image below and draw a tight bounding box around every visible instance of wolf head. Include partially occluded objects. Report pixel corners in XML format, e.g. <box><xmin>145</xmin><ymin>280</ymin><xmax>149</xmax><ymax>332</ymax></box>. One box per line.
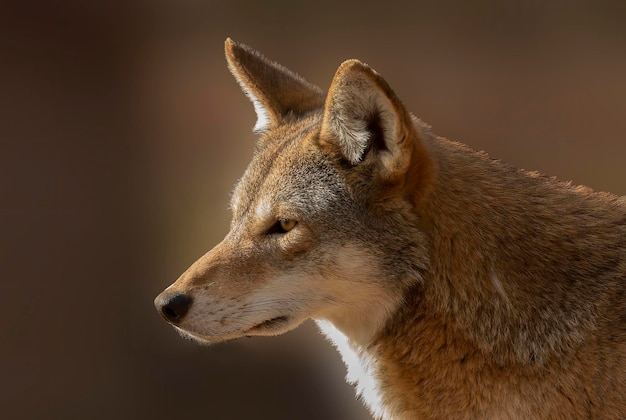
<box><xmin>154</xmin><ymin>39</ymin><xmax>433</xmax><ymax>346</ymax></box>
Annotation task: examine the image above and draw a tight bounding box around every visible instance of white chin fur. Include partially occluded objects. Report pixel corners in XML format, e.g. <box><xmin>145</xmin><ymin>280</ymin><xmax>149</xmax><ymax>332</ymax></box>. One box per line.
<box><xmin>174</xmin><ymin>326</ymin><xmax>217</xmax><ymax>345</ymax></box>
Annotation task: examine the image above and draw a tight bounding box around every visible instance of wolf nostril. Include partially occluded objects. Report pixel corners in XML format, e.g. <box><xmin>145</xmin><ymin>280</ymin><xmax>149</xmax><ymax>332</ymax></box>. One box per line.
<box><xmin>163</xmin><ymin>306</ymin><xmax>179</xmax><ymax>321</ymax></box>
<box><xmin>158</xmin><ymin>293</ymin><xmax>192</xmax><ymax>324</ymax></box>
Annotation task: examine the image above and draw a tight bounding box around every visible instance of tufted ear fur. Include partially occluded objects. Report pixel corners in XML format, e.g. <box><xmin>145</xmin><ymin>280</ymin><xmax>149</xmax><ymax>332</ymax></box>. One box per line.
<box><xmin>320</xmin><ymin>60</ymin><xmax>414</xmax><ymax>179</ymax></box>
<box><xmin>225</xmin><ymin>38</ymin><xmax>325</xmax><ymax>134</ymax></box>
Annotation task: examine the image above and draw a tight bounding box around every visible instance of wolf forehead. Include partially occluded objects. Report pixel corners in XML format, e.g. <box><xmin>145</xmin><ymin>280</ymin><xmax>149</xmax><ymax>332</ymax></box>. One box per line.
<box><xmin>229</xmin><ymin>116</ymin><xmax>351</xmax><ymax>219</ymax></box>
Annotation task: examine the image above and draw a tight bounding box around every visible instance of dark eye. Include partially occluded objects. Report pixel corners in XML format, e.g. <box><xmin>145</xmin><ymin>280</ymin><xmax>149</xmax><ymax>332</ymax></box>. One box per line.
<box><xmin>267</xmin><ymin>219</ymin><xmax>297</xmax><ymax>234</ymax></box>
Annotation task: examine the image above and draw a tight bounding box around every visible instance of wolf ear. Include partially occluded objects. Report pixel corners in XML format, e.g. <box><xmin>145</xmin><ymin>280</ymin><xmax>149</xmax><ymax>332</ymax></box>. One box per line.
<box><xmin>225</xmin><ymin>38</ymin><xmax>325</xmax><ymax>134</ymax></box>
<box><xmin>320</xmin><ymin>60</ymin><xmax>413</xmax><ymax>178</ymax></box>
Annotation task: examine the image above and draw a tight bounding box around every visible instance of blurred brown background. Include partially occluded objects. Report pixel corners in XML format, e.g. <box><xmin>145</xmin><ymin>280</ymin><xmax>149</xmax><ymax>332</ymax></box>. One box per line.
<box><xmin>1</xmin><ymin>1</ymin><xmax>625</xmax><ymax>419</ymax></box>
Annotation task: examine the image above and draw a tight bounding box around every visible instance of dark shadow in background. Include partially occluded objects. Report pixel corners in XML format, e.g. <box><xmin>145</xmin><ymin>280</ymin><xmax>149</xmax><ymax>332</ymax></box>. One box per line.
<box><xmin>1</xmin><ymin>1</ymin><xmax>625</xmax><ymax>419</ymax></box>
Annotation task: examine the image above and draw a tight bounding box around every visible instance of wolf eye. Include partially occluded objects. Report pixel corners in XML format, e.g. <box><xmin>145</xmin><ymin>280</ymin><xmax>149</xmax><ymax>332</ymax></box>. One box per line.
<box><xmin>267</xmin><ymin>219</ymin><xmax>297</xmax><ymax>234</ymax></box>
<box><xmin>280</xmin><ymin>219</ymin><xmax>297</xmax><ymax>232</ymax></box>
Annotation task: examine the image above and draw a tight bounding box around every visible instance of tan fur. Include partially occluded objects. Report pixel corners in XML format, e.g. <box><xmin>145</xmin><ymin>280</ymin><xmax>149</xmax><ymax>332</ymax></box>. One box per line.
<box><xmin>155</xmin><ymin>39</ymin><xmax>625</xmax><ymax>419</ymax></box>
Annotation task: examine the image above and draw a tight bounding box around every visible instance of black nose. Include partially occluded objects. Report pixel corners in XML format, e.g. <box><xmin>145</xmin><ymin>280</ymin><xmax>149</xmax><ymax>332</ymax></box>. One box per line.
<box><xmin>155</xmin><ymin>293</ymin><xmax>192</xmax><ymax>324</ymax></box>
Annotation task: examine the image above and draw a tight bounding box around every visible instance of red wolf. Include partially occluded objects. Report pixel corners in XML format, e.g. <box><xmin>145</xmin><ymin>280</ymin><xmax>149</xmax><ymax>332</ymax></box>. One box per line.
<box><xmin>155</xmin><ymin>39</ymin><xmax>625</xmax><ymax>418</ymax></box>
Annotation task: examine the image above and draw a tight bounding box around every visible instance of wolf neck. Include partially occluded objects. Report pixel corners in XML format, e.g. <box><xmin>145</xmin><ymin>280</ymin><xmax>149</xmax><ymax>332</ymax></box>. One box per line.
<box><xmin>319</xmin><ymin>134</ymin><xmax>623</xmax><ymax>418</ymax></box>
<box><xmin>417</xmin><ymin>135</ymin><xmax>622</xmax><ymax>367</ymax></box>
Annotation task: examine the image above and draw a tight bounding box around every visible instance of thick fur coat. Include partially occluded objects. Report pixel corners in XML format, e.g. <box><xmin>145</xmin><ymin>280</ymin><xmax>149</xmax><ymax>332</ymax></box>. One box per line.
<box><xmin>155</xmin><ymin>39</ymin><xmax>625</xmax><ymax>419</ymax></box>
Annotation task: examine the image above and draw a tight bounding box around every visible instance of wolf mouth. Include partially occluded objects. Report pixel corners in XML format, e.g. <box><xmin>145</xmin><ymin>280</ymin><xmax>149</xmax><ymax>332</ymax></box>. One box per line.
<box><xmin>248</xmin><ymin>316</ymin><xmax>290</xmax><ymax>332</ymax></box>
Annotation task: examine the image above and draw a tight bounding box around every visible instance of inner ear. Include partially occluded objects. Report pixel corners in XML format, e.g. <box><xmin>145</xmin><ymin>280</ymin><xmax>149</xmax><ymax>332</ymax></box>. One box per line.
<box><xmin>364</xmin><ymin>112</ymin><xmax>388</xmax><ymax>156</ymax></box>
<box><xmin>320</xmin><ymin>59</ymin><xmax>411</xmax><ymax>179</ymax></box>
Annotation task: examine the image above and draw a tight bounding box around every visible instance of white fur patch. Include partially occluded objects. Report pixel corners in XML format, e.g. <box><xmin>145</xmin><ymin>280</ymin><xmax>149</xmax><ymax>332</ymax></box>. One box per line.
<box><xmin>237</xmin><ymin>86</ymin><xmax>270</xmax><ymax>133</ymax></box>
<box><xmin>230</xmin><ymin>190</ymin><xmax>240</xmax><ymax>213</ymax></box>
<box><xmin>316</xmin><ymin>320</ymin><xmax>386</xmax><ymax>419</ymax></box>
<box><xmin>250</xmin><ymin>95</ymin><xmax>270</xmax><ymax>133</ymax></box>
<box><xmin>255</xmin><ymin>199</ymin><xmax>271</xmax><ymax>222</ymax></box>
<box><xmin>489</xmin><ymin>269</ymin><xmax>510</xmax><ymax>303</ymax></box>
